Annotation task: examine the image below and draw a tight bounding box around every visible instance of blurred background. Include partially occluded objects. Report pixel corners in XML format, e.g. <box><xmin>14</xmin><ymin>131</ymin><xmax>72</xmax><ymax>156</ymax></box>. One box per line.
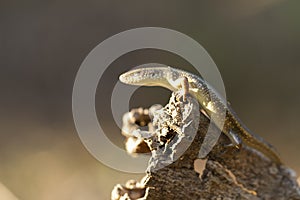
<box><xmin>1</xmin><ymin>0</ymin><xmax>300</xmax><ymax>199</ymax></box>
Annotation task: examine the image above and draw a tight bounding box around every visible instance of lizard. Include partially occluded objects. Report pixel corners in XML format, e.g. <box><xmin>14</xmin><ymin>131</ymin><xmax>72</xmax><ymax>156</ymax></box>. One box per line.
<box><xmin>119</xmin><ymin>66</ymin><xmax>282</xmax><ymax>164</ymax></box>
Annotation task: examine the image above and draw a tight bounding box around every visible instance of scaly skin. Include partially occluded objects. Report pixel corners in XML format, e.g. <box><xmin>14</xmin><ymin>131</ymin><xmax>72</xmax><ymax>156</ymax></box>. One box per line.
<box><xmin>119</xmin><ymin>66</ymin><xmax>282</xmax><ymax>164</ymax></box>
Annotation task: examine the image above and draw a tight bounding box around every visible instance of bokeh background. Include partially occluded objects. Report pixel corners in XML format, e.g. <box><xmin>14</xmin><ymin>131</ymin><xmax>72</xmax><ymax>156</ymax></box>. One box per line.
<box><xmin>1</xmin><ymin>0</ymin><xmax>300</xmax><ymax>199</ymax></box>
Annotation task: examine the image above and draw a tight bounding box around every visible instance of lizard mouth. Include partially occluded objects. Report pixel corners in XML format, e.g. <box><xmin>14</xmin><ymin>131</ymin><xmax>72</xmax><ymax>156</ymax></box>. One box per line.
<box><xmin>119</xmin><ymin>73</ymin><xmax>129</xmax><ymax>83</ymax></box>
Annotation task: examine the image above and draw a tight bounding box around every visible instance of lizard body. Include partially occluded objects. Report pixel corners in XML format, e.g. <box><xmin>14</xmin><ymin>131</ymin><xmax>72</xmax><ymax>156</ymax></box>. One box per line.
<box><xmin>119</xmin><ymin>66</ymin><xmax>282</xmax><ymax>164</ymax></box>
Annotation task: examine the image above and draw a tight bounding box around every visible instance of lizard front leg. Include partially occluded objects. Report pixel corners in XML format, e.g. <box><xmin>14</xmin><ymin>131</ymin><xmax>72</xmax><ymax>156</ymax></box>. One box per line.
<box><xmin>167</xmin><ymin>75</ymin><xmax>190</xmax><ymax>101</ymax></box>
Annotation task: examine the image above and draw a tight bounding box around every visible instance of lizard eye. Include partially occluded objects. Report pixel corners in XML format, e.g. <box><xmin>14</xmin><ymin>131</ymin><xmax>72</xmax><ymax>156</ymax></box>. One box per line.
<box><xmin>148</xmin><ymin>72</ymin><xmax>156</xmax><ymax>78</ymax></box>
<box><xmin>144</xmin><ymin>70</ymin><xmax>158</xmax><ymax>79</ymax></box>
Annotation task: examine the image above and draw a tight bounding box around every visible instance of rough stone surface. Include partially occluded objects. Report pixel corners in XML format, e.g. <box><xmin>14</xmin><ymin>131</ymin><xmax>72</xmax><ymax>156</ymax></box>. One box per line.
<box><xmin>111</xmin><ymin>91</ymin><xmax>300</xmax><ymax>200</ymax></box>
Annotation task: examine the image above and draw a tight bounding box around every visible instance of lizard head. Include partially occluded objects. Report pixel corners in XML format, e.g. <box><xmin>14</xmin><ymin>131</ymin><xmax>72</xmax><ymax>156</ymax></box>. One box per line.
<box><xmin>119</xmin><ymin>67</ymin><xmax>174</xmax><ymax>90</ymax></box>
